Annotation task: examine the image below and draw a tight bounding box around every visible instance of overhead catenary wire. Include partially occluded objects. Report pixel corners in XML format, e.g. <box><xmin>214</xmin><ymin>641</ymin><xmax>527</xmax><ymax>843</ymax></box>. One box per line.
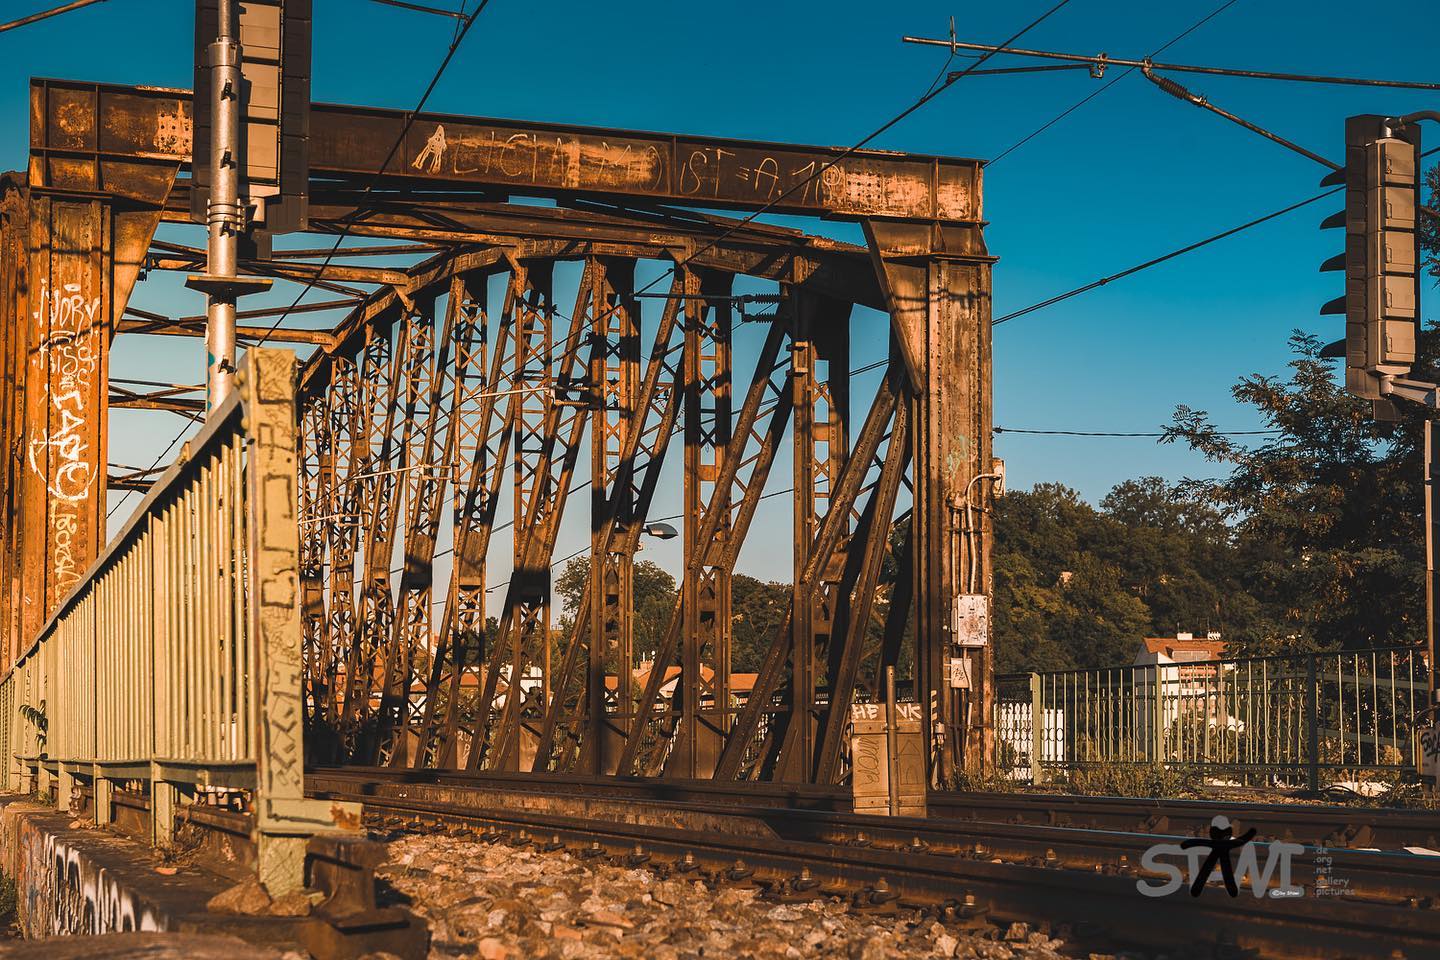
<box><xmin>993</xmin><ymin>143</ymin><xmax>1440</xmax><ymax>327</ymax></box>
<box><xmin>994</xmin><ymin>427</ymin><xmax>1279</xmax><ymax>437</ymax></box>
<box><xmin>0</xmin><ymin>0</ymin><xmax>106</xmax><ymax>33</ymax></box>
<box><xmin>109</xmin><ymin>0</ymin><xmax>493</xmax><ymax>521</ymax></box>
<box><xmin>903</xmin><ymin>35</ymin><xmax>1440</xmax><ymax>91</ymax></box>
<box><xmin>989</xmin><ymin>0</ymin><xmax>1240</xmax><ymax>165</ymax></box>
<box><xmin>1141</xmin><ymin>66</ymin><xmax>1339</xmax><ymax>170</ymax></box>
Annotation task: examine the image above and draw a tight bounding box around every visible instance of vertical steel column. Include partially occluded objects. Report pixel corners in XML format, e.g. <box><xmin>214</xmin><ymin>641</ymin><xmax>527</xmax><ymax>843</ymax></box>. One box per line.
<box><xmin>480</xmin><ymin>258</ymin><xmax>593</xmax><ymax>772</ymax></box>
<box><xmin>378</xmin><ymin>286</ymin><xmax>460</xmax><ymax>766</ymax></box>
<box><xmin>321</xmin><ymin>355</ymin><xmax>359</xmax><ymax>736</ymax></box>
<box><xmin>678</xmin><ymin>268</ymin><xmax>732</xmax><ymax>778</ymax></box>
<box><xmin>587</xmin><ymin>259</ymin><xmax>640</xmax><ymax>773</ymax></box>
<box><xmin>416</xmin><ymin>269</ymin><xmax>516</xmax><ymax>768</ymax></box>
<box><xmin>865</xmin><ymin>220</ymin><xmax>993</xmax><ymax>782</ymax></box>
<box><xmin>20</xmin><ymin>196</ymin><xmax>114</xmax><ymax>644</ymax></box>
<box><xmin>1426</xmin><ymin>419</ymin><xmax>1440</xmax><ymax>713</ymax></box>
<box><xmin>533</xmin><ymin>274</ymin><xmax>685</xmax><ymax>774</ymax></box>
<box><xmin>785</xmin><ymin>288</ymin><xmax>850</xmax><ymax>782</ymax></box>
<box><xmin>0</xmin><ymin>178</ymin><xmax>27</xmax><ymax>668</ymax></box>
<box><xmin>297</xmin><ymin>393</ymin><xmax>331</xmax><ymax>727</ymax></box>
<box><xmin>338</xmin><ymin>315</ymin><xmax>405</xmax><ymax>742</ymax></box>
<box><xmin>490</xmin><ymin>260</ymin><xmax>557</xmax><ymax>771</ymax></box>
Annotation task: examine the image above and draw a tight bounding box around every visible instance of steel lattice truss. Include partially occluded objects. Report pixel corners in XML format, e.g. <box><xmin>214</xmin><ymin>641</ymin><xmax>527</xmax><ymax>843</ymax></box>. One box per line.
<box><xmin>1</xmin><ymin>79</ymin><xmax>996</xmax><ymax>784</ymax></box>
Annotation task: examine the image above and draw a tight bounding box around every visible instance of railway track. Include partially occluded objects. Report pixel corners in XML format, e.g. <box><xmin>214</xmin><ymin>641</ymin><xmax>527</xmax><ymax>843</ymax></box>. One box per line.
<box><xmin>308</xmin><ymin>768</ymin><xmax>1440</xmax><ymax>959</ymax></box>
<box><xmin>314</xmin><ymin>767</ymin><xmax>1440</xmax><ymax>849</ymax></box>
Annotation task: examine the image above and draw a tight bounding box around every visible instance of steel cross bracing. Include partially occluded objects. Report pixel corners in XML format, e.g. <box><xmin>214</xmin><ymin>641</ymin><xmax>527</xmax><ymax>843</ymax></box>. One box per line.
<box><xmin>1</xmin><ymin>78</ymin><xmax>996</xmax><ymax>784</ymax></box>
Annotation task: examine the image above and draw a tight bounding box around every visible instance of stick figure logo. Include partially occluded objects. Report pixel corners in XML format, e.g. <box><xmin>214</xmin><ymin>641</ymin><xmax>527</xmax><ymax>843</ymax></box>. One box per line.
<box><xmin>1180</xmin><ymin>816</ymin><xmax>1257</xmax><ymax>897</ymax></box>
<box><xmin>1136</xmin><ymin>815</ymin><xmax>1305</xmax><ymax>900</ymax></box>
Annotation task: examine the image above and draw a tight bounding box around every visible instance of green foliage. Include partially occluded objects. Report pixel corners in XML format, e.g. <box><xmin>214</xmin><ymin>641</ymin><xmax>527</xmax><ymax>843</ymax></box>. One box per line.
<box><xmin>554</xmin><ymin>557</ymin><xmax>678</xmax><ymax>669</ymax></box>
<box><xmin>0</xmin><ymin>874</ymin><xmax>16</xmax><ymax>927</ymax></box>
<box><xmin>730</xmin><ymin>574</ymin><xmax>790</xmax><ymax>673</ymax></box>
<box><xmin>992</xmin><ymin>480</ymin><xmax>1253</xmax><ymax>672</ymax></box>
<box><xmin>1162</xmin><ymin>327</ymin><xmax>1438</xmax><ymax>655</ymax></box>
<box><xmin>1061</xmin><ymin>762</ymin><xmax>1199</xmax><ymax>799</ymax></box>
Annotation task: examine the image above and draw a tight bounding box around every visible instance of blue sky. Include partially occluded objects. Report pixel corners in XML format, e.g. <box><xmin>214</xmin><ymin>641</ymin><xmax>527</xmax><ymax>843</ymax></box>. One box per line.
<box><xmin>4</xmin><ymin>0</ymin><xmax>1436</xmax><ymax>585</ymax></box>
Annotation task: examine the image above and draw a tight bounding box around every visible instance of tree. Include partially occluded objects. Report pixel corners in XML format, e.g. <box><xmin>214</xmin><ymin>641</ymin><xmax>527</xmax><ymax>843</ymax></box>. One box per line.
<box><xmin>1163</xmin><ymin>330</ymin><xmax>1434</xmax><ymax>654</ymax></box>
<box><xmin>730</xmin><ymin>574</ymin><xmax>790</xmax><ymax>673</ymax></box>
<box><xmin>553</xmin><ymin>557</ymin><xmax>678</xmax><ymax>668</ymax></box>
<box><xmin>991</xmin><ymin>479</ymin><xmax>1254</xmax><ymax>672</ymax></box>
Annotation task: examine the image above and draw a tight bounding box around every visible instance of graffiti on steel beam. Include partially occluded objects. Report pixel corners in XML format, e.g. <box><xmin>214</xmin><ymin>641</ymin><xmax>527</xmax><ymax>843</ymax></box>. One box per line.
<box><xmin>26</xmin><ymin>279</ymin><xmax>102</xmax><ymax>592</ymax></box>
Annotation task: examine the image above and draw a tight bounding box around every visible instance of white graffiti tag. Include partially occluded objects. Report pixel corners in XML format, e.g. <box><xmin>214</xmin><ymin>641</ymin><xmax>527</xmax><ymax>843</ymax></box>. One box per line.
<box><xmin>413</xmin><ymin>124</ymin><xmax>448</xmax><ymax>174</ymax></box>
<box><xmin>27</xmin><ymin>280</ymin><xmax>101</xmax><ymax>503</ymax></box>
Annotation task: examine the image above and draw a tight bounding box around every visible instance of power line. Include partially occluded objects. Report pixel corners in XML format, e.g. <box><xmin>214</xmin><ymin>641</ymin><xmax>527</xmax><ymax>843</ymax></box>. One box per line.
<box><xmin>993</xmin><ymin>144</ymin><xmax>1440</xmax><ymax>327</ymax></box>
<box><xmin>995</xmin><ymin>426</ymin><xmax>1279</xmax><ymax>437</ymax></box>
<box><xmin>255</xmin><ymin>1</ymin><xmax>491</xmax><ymax>346</ymax></box>
<box><xmin>0</xmin><ymin>0</ymin><xmax>106</xmax><ymax>33</ymax></box>
<box><xmin>366</xmin><ymin>0</ymin><xmax>466</xmax><ymax>18</ymax></box>
<box><xmin>110</xmin><ymin>0</ymin><xmax>493</xmax><ymax>521</ymax></box>
<box><xmin>990</xmin><ymin>0</ymin><xmax>1240</xmax><ymax>164</ymax></box>
<box><xmin>905</xmin><ymin>35</ymin><xmax>1440</xmax><ymax>91</ymax></box>
<box><xmin>993</xmin><ymin>186</ymin><xmax>1338</xmax><ymax>325</ymax></box>
<box><xmin>604</xmin><ymin>0</ymin><xmax>1077</xmax><ymax>316</ymax></box>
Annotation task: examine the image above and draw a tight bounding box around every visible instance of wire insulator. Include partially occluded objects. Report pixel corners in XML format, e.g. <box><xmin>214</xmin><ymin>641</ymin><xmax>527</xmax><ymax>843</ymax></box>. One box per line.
<box><xmin>1143</xmin><ymin>64</ymin><xmax>1204</xmax><ymax>105</ymax></box>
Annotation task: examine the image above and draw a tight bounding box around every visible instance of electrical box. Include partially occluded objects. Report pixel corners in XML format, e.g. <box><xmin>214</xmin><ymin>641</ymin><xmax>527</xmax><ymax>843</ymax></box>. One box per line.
<box><xmin>945</xmin><ymin>656</ymin><xmax>972</xmax><ymax>689</ymax></box>
<box><xmin>953</xmin><ymin>594</ymin><xmax>989</xmax><ymax>647</ymax></box>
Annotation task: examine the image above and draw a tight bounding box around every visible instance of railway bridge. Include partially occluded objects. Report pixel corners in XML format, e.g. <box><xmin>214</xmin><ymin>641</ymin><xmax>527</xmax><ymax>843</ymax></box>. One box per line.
<box><xmin>0</xmin><ymin>74</ymin><xmax>997</xmax><ymax>894</ymax></box>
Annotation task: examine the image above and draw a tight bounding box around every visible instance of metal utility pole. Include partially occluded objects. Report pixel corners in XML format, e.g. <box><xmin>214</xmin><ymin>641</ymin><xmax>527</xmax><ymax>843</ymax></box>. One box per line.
<box><xmin>204</xmin><ymin>0</ymin><xmax>242</xmax><ymax>409</ymax></box>
<box><xmin>187</xmin><ymin>0</ymin><xmax>269</xmax><ymax>413</ymax></box>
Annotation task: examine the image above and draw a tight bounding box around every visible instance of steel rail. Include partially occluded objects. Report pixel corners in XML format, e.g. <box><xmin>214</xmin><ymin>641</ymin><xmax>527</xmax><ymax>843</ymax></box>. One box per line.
<box><xmin>309</xmin><ymin>776</ymin><xmax>1440</xmax><ymax>959</ymax></box>
<box><xmin>309</xmin><ymin>766</ymin><xmax>1440</xmax><ymax>850</ymax></box>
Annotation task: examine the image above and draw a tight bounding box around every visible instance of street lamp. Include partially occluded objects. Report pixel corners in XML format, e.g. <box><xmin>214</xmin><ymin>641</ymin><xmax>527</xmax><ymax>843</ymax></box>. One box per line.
<box><xmin>642</xmin><ymin>521</ymin><xmax>678</xmax><ymax>540</ymax></box>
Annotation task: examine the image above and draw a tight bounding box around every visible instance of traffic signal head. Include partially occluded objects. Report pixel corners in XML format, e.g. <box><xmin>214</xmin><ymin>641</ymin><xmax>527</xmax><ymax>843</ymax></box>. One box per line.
<box><xmin>1320</xmin><ymin>115</ymin><xmax>1422</xmax><ymax>405</ymax></box>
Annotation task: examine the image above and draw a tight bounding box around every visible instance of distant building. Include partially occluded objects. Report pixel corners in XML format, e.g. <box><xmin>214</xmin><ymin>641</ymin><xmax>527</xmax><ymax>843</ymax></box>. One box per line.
<box><xmin>1134</xmin><ymin>631</ymin><xmax>1226</xmax><ymax>669</ymax></box>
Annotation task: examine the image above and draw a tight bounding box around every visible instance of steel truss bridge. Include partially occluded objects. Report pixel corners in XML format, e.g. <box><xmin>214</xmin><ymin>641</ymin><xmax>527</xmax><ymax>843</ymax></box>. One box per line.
<box><xmin>0</xmin><ymin>78</ymin><xmax>995</xmax><ymax>816</ymax></box>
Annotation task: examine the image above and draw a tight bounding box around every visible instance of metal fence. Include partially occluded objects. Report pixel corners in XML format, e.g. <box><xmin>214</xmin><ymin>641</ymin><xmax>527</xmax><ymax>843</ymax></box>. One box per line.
<box><xmin>0</xmin><ymin>349</ymin><xmax>356</xmax><ymax>895</ymax></box>
<box><xmin>997</xmin><ymin>648</ymin><xmax>1432</xmax><ymax>788</ymax></box>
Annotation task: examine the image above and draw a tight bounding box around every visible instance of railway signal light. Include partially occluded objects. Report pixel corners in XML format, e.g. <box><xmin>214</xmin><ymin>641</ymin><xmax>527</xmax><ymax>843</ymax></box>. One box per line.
<box><xmin>1320</xmin><ymin>115</ymin><xmax>1422</xmax><ymax>414</ymax></box>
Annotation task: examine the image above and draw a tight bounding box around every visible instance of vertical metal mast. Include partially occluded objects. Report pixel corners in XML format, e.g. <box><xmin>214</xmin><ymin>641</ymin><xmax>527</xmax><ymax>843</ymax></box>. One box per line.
<box><xmin>189</xmin><ymin>0</ymin><xmax>271</xmax><ymax>412</ymax></box>
<box><xmin>204</xmin><ymin>0</ymin><xmax>242</xmax><ymax>410</ymax></box>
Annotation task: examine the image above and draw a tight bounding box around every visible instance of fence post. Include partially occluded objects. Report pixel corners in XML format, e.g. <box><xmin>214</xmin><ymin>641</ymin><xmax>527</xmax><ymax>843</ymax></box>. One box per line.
<box><xmin>1028</xmin><ymin>673</ymin><xmax>1043</xmax><ymax>784</ymax></box>
<box><xmin>1306</xmin><ymin>654</ymin><xmax>1320</xmax><ymax>793</ymax></box>
<box><xmin>240</xmin><ymin>348</ymin><xmax>363</xmax><ymax>897</ymax></box>
<box><xmin>1151</xmin><ymin>666</ymin><xmax>1163</xmax><ymax>764</ymax></box>
<box><xmin>240</xmin><ymin>348</ymin><xmax>309</xmax><ymax>896</ymax></box>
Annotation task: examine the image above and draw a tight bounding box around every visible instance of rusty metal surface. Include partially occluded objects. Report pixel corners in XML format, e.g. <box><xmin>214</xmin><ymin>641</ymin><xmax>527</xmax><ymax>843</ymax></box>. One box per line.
<box><xmin>4</xmin><ymin>68</ymin><xmax>998</xmax><ymax>799</ymax></box>
<box><xmin>27</xmin><ymin>78</ymin><xmax>982</xmax><ymax>224</ymax></box>
<box><xmin>313</xmin><ymin>773</ymin><xmax>1440</xmax><ymax>960</ymax></box>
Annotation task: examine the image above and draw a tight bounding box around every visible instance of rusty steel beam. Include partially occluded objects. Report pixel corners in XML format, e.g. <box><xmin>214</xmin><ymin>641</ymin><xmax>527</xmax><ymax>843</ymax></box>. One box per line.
<box><xmin>675</xmin><ymin>268</ymin><xmax>734</xmax><ymax>779</ymax></box>
<box><xmin>614</xmin><ymin>316</ymin><xmax>794</xmax><ymax>778</ymax></box>
<box><xmin>420</xmin><ymin>270</ymin><xmax>516</xmax><ymax>769</ymax></box>
<box><xmin>145</xmin><ymin>254</ymin><xmax>407</xmax><ymax>287</ymax></box>
<box><xmin>780</xmin><ymin>288</ymin><xmax>851</xmax><ymax>782</ymax></box>
<box><xmin>531</xmin><ymin>272</ymin><xmax>686</xmax><ymax>775</ymax></box>
<box><xmin>0</xmin><ymin>176</ymin><xmax>28</xmax><ymax>667</ymax></box>
<box><xmin>31</xmin><ymin>79</ymin><xmax>983</xmax><ymax>226</ymax></box>
<box><xmin>867</xmin><ymin>220</ymin><xmax>996</xmax><ymax>779</ymax></box>
<box><xmin>713</xmin><ymin>374</ymin><xmax>899</xmax><ymax>781</ymax></box>
<box><xmin>484</xmin><ymin>259</ymin><xmax>594</xmax><ymax>773</ymax></box>
<box><xmin>373</xmin><ymin>282</ymin><xmax>461</xmax><ymax>766</ymax></box>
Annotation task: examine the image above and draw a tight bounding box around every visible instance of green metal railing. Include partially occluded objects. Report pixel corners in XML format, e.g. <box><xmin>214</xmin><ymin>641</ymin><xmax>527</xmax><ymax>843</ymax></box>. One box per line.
<box><xmin>0</xmin><ymin>348</ymin><xmax>357</xmax><ymax>895</ymax></box>
<box><xmin>997</xmin><ymin>647</ymin><xmax>1432</xmax><ymax>788</ymax></box>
